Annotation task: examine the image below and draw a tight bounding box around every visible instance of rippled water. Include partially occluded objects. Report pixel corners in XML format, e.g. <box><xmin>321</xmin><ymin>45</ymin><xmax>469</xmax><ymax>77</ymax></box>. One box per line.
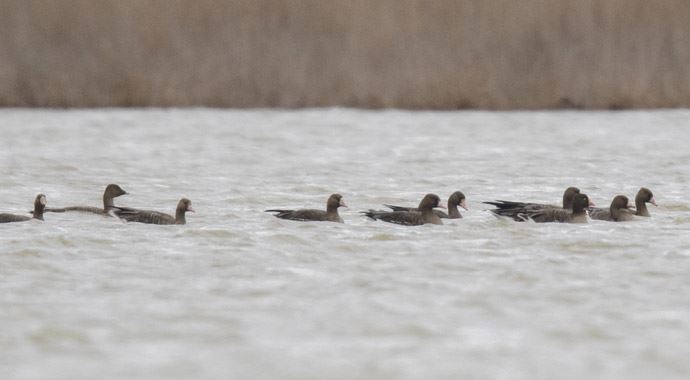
<box><xmin>1</xmin><ymin>109</ymin><xmax>689</xmax><ymax>379</ymax></box>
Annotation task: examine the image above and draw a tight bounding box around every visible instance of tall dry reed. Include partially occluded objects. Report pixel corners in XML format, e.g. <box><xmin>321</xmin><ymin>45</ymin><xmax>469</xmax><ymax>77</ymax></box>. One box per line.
<box><xmin>1</xmin><ymin>0</ymin><xmax>690</xmax><ymax>109</ymax></box>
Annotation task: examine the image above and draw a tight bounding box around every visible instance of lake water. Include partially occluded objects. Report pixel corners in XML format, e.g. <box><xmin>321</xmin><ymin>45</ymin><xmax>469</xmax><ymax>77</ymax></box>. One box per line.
<box><xmin>1</xmin><ymin>108</ymin><xmax>689</xmax><ymax>379</ymax></box>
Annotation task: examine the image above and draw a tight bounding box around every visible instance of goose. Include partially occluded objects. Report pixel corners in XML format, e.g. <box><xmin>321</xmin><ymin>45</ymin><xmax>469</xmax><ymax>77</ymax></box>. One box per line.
<box><xmin>266</xmin><ymin>194</ymin><xmax>346</xmax><ymax>223</ymax></box>
<box><xmin>484</xmin><ymin>187</ymin><xmax>589</xmax><ymax>221</ymax></box>
<box><xmin>43</xmin><ymin>184</ymin><xmax>128</xmax><ymax>215</ymax></box>
<box><xmin>362</xmin><ymin>194</ymin><xmax>444</xmax><ymax>226</ymax></box>
<box><xmin>519</xmin><ymin>193</ymin><xmax>591</xmax><ymax>223</ymax></box>
<box><xmin>385</xmin><ymin>190</ymin><xmax>467</xmax><ymax>219</ymax></box>
<box><xmin>114</xmin><ymin>198</ymin><xmax>194</xmax><ymax>225</ymax></box>
<box><xmin>1</xmin><ymin>194</ymin><xmax>47</xmax><ymax>223</ymax></box>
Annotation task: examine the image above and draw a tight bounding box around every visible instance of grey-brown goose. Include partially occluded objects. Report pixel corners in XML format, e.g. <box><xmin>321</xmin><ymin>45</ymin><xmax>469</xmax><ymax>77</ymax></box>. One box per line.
<box><xmin>1</xmin><ymin>194</ymin><xmax>47</xmax><ymax>223</ymax></box>
<box><xmin>520</xmin><ymin>193</ymin><xmax>591</xmax><ymax>223</ymax></box>
<box><xmin>113</xmin><ymin>198</ymin><xmax>194</xmax><ymax>225</ymax></box>
<box><xmin>44</xmin><ymin>184</ymin><xmax>128</xmax><ymax>215</ymax></box>
<box><xmin>633</xmin><ymin>187</ymin><xmax>657</xmax><ymax>216</ymax></box>
<box><xmin>266</xmin><ymin>194</ymin><xmax>346</xmax><ymax>223</ymax></box>
<box><xmin>363</xmin><ymin>194</ymin><xmax>444</xmax><ymax>226</ymax></box>
<box><xmin>589</xmin><ymin>187</ymin><xmax>657</xmax><ymax>220</ymax></box>
<box><xmin>385</xmin><ymin>191</ymin><xmax>467</xmax><ymax>219</ymax></box>
<box><xmin>484</xmin><ymin>186</ymin><xmax>585</xmax><ymax>221</ymax></box>
<box><xmin>606</xmin><ymin>195</ymin><xmax>636</xmax><ymax>222</ymax></box>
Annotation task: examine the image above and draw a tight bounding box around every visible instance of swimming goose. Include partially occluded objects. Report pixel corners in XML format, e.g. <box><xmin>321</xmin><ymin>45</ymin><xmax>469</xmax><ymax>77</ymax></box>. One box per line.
<box><xmin>633</xmin><ymin>187</ymin><xmax>657</xmax><ymax>217</ymax></box>
<box><xmin>113</xmin><ymin>198</ymin><xmax>194</xmax><ymax>225</ymax></box>
<box><xmin>607</xmin><ymin>195</ymin><xmax>636</xmax><ymax>222</ymax></box>
<box><xmin>385</xmin><ymin>191</ymin><xmax>467</xmax><ymax>219</ymax></box>
<box><xmin>44</xmin><ymin>184</ymin><xmax>128</xmax><ymax>215</ymax></box>
<box><xmin>266</xmin><ymin>194</ymin><xmax>346</xmax><ymax>223</ymax></box>
<box><xmin>484</xmin><ymin>186</ymin><xmax>585</xmax><ymax>221</ymax></box>
<box><xmin>363</xmin><ymin>193</ymin><xmax>444</xmax><ymax>226</ymax></box>
<box><xmin>1</xmin><ymin>194</ymin><xmax>47</xmax><ymax>223</ymax></box>
<box><xmin>519</xmin><ymin>193</ymin><xmax>591</xmax><ymax>223</ymax></box>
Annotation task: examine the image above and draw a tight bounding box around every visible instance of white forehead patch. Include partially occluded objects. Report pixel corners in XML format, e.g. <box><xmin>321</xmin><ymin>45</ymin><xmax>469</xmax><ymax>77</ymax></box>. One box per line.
<box><xmin>40</xmin><ymin>195</ymin><xmax>47</xmax><ymax>205</ymax></box>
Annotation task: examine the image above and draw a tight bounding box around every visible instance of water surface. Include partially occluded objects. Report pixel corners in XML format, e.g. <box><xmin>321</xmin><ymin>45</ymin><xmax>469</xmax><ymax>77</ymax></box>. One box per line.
<box><xmin>1</xmin><ymin>109</ymin><xmax>689</xmax><ymax>379</ymax></box>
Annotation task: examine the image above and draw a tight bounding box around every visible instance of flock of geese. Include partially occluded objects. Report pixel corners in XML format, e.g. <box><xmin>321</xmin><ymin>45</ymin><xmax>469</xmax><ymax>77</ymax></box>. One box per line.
<box><xmin>0</xmin><ymin>184</ymin><xmax>656</xmax><ymax>225</ymax></box>
<box><xmin>0</xmin><ymin>185</ymin><xmax>193</xmax><ymax>225</ymax></box>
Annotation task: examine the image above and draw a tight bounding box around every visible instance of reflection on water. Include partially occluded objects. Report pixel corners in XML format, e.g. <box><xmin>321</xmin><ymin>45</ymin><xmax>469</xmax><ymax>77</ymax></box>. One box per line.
<box><xmin>1</xmin><ymin>109</ymin><xmax>689</xmax><ymax>379</ymax></box>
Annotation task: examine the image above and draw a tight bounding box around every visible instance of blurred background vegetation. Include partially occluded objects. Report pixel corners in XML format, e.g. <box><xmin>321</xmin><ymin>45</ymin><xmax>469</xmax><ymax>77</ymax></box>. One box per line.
<box><xmin>1</xmin><ymin>0</ymin><xmax>689</xmax><ymax>109</ymax></box>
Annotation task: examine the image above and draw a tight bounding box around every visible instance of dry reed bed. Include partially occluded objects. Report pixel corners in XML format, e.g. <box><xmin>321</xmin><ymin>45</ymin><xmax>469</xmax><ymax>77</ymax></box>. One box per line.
<box><xmin>1</xmin><ymin>0</ymin><xmax>690</xmax><ymax>109</ymax></box>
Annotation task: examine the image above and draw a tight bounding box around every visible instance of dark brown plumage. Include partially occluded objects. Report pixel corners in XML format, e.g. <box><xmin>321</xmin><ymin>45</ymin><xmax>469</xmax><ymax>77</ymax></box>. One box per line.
<box><xmin>1</xmin><ymin>194</ymin><xmax>46</xmax><ymax>223</ymax></box>
<box><xmin>266</xmin><ymin>194</ymin><xmax>346</xmax><ymax>223</ymax></box>
<box><xmin>43</xmin><ymin>184</ymin><xmax>128</xmax><ymax>215</ymax></box>
<box><xmin>519</xmin><ymin>193</ymin><xmax>591</xmax><ymax>223</ymax></box>
<box><xmin>608</xmin><ymin>195</ymin><xmax>636</xmax><ymax>222</ymax></box>
<box><xmin>385</xmin><ymin>190</ymin><xmax>467</xmax><ymax>219</ymax></box>
<box><xmin>632</xmin><ymin>187</ymin><xmax>656</xmax><ymax>217</ymax></box>
<box><xmin>114</xmin><ymin>198</ymin><xmax>194</xmax><ymax>225</ymax></box>
<box><xmin>587</xmin><ymin>207</ymin><xmax>612</xmax><ymax>221</ymax></box>
<box><xmin>484</xmin><ymin>187</ymin><xmax>583</xmax><ymax>221</ymax></box>
<box><xmin>589</xmin><ymin>187</ymin><xmax>656</xmax><ymax>220</ymax></box>
<box><xmin>363</xmin><ymin>193</ymin><xmax>444</xmax><ymax>226</ymax></box>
